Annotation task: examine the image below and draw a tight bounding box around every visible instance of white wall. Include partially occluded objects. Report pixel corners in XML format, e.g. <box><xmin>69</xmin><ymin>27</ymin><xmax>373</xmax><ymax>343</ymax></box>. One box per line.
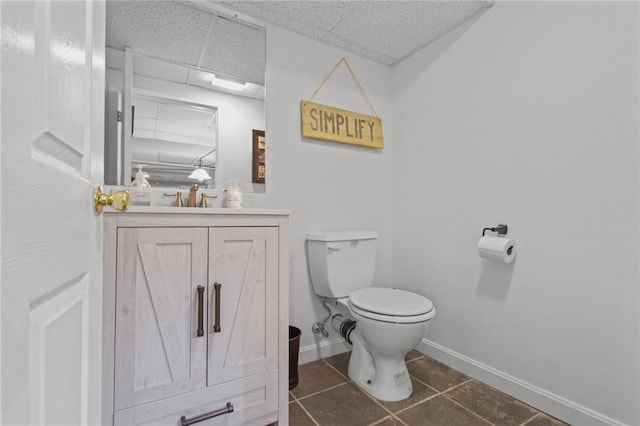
<box><xmin>391</xmin><ymin>2</ymin><xmax>639</xmax><ymax>425</ymax></box>
<box><xmin>248</xmin><ymin>25</ymin><xmax>394</xmax><ymax>354</ymax></box>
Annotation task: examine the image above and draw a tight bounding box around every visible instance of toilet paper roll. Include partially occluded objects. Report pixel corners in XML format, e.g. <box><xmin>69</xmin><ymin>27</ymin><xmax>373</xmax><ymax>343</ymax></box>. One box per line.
<box><xmin>478</xmin><ymin>236</ymin><xmax>516</xmax><ymax>263</ymax></box>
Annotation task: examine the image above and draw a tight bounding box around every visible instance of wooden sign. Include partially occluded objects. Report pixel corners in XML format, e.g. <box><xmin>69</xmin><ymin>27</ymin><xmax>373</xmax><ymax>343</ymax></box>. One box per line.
<box><xmin>300</xmin><ymin>101</ymin><xmax>384</xmax><ymax>149</ymax></box>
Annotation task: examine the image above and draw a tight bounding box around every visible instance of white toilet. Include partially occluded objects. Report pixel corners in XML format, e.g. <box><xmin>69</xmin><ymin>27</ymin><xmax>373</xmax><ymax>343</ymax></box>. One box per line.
<box><xmin>306</xmin><ymin>230</ymin><xmax>436</xmax><ymax>401</ymax></box>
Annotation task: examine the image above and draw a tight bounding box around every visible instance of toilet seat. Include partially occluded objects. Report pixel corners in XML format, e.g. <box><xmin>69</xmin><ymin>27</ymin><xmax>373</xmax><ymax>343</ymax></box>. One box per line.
<box><xmin>349</xmin><ymin>288</ymin><xmax>435</xmax><ymax>324</ymax></box>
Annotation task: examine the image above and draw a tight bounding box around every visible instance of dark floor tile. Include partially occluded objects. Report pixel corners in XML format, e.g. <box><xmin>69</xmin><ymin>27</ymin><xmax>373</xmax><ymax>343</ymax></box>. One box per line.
<box><xmin>289</xmin><ymin>401</ymin><xmax>317</xmax><ymax>426</ymax></box>
<box><xmin>289</xmin><ymin>391</ymin><xmax>295</xmax><ymax>402</ymax></box>
<box><xmin>378</xmin><ymin>378</ymin><xmax>437</xmax><ymax>413</ymax></box>
<box><xmin>292</xmin><ymin>359</ymin><xmax>348</xmax><ymax>398</ymax></box>
<box><xmin>405</xmin><ymin>350</ymin><xmax>424</xmax><ymax>362</ymax></box>
<box><xmin>299</xmin><ymin>382</ymin><xmax>389</xmax><ymax>426</ymax></box>
<box><xmin>523</xmin><ymin>413</ymin><xmax>571</xmax><ymax>426</ymax></box>
<box><xmin>397</xmin><ymin>395</ymin><xmax>491</xmax><ymax>426</ymax></box>
<box><xmin>406</xmin><ymin>356</ymin><xmax>470</xmax><ymax>391</ymax></box>
<box><xmin>323</xmin><ymin>351</ymin><xmax>351</xmax><ymax>378</ymax></box>
<box><xmin>372</xmin><ymin>416</ymin><xmax>406</xmax><ymax>426</ymax></box>
<box><xmin>445</xmin><ymin>380</ymin><xmax>538</xmax><ymax>426</ymax></box>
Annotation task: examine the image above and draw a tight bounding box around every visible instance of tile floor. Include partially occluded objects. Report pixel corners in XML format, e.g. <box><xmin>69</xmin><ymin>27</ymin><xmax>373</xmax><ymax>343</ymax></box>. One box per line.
<box><xmin>289</xmin><ymin>351</ymin><xmax>570</xmax><ymax>426</ymax></box>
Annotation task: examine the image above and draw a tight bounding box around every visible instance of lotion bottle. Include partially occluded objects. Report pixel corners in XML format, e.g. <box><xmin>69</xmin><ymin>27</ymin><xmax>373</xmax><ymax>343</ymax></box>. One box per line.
<box><xmin>226</xmin><ymin>179</ymin><xmax>243</xmax><ymax>209</ymax></box>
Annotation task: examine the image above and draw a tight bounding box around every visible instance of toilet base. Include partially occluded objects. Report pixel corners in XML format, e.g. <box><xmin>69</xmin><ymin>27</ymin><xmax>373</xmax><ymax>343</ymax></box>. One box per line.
<box><xmin>347</xmin><ymin>330</ymin><xmax>413</xmax><ymax>402</ymax></box>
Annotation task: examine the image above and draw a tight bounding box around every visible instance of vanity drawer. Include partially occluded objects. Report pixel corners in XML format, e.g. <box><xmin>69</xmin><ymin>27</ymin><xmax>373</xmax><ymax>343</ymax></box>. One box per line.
<box><xmin>113</xmin><ymin>370</ymin><xmax>278</xmax><ymax>426</ymax></box>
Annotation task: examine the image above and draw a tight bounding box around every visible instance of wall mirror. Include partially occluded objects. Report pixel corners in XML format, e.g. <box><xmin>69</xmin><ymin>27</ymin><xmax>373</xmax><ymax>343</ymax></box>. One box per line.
<box><xmin>104</xmin><ymin>1</ymin><xmax>266</xmax><ymax>192</ymax></box>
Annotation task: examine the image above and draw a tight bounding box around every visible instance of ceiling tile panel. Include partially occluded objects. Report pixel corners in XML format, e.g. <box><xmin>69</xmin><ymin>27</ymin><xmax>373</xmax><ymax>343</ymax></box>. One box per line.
<box><xmin>157</xmin><ymin>103</ymin><xmax>216</xmax><ymax>126</ymax></box>
<box><xmin>256</xmin><ymin>1</ymin><xmax>349</xmax><ymax>31</ymax></box>
<box><xmin>216</xmin><ymin>0</ymin><xmax>493</xmax><ymax>66</ymax></box>
<box><xmin>198</xmin><ymin>15</ymin><xmax>266</xmax><ymax>85</ymax></box>
<box><xmin>133</xmin><ymin>55</ymin><xmax>191</xmax><ymax>85</ymax></box>
<box><xmin>331</xmin><ymin>1</ymin><xmax>489</xmax><ymax>62</ymax></box>
<box><xmin>106</xmin><ymin>1</ymin><xmax>213</xmax><ymax>66</ymax></box>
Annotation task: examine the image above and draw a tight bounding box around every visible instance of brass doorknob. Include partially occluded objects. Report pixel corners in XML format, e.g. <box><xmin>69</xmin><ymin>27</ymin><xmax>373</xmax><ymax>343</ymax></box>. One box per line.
<box><xmin>94</xmin><ymin>186</ymin><xmax>130</xmax><ymax>214</ymax></box>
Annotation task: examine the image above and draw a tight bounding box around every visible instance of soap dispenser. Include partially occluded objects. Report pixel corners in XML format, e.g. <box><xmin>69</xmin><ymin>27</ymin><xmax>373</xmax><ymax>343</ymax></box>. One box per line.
<box><xmin>131</xmin><ymin>166</ymin><xmax>151</xmax><ymax>206</ymax></box>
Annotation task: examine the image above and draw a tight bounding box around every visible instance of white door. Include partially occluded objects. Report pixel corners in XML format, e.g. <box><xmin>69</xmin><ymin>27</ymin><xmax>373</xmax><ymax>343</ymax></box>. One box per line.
<box><xmin>1</xmin><ymin>1</ymin><xmax>105</xmax><ymax>425</ymax></box>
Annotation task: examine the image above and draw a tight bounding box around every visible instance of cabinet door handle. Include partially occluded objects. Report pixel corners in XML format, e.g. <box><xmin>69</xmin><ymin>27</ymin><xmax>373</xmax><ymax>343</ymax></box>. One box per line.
<box><xmin>179</xmin><ymin>402</ymin><xmax>233</xmax><ymax>426</ymax></box>
<box><xmin>196</xmin><ymin>285</ymin><xmax>204</xmax><ymax>337</ymax></box>
<box><xmin>213</xmin><ymin>282</ymin><xmax>221</xmax><ymax>333</ymax></box>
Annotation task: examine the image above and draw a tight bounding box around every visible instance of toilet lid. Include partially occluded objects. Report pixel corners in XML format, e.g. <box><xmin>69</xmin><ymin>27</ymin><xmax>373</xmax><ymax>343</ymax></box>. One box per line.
<box><xmin>349</xmin><ymin>288</ymin><xmax>433</xmax><ymax>317</ymax></box>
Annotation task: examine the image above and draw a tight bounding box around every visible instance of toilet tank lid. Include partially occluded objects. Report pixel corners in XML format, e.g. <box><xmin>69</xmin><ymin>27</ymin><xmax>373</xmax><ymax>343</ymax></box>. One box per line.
<box><xmin>306</xmin><ymin>230</ymin><xmax>378</xmax><ymax>242</ymax></box>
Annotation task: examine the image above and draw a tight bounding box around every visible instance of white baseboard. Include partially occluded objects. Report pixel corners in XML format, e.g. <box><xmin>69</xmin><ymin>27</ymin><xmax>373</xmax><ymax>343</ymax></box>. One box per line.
<box><xmin>298</xmin><ymin>338</ymin><xmax>351</xmax><ymax>365</ymax></box>
<box><xmin>417</xmin><ymin>339</ymin><xmax>627</xmax><ymax>426</ymax></box>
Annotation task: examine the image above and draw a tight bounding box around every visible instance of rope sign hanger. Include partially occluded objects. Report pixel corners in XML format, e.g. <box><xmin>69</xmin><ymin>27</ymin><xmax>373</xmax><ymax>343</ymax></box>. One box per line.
<box><xmin>300</xmin><ymin>58</ymin><xmax>384</xmax><ymax>149</ymax></box>
<box><xmin>307</xmin><ymin>58</ymin><xmax>380</xmax><ymax>119</ymax></box>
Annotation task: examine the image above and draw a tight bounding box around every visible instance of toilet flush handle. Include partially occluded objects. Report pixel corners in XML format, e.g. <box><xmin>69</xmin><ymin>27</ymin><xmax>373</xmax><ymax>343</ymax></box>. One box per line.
<box><xmin>327</xmin><ymin>244</ymin><xmax>341</xmax><ymax>251</ymax></box>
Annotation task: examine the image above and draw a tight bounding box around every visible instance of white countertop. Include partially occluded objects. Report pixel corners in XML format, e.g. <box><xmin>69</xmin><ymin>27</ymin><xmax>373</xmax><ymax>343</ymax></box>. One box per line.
<box><xmin>107</xmin><ymin>206</ymin><xmax>291</xmax><ymax>216</ymax></box>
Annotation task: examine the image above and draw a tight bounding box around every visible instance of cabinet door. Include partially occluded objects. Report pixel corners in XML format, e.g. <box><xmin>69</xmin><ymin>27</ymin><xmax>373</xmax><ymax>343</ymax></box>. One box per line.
<box><xmin>208</xmin><ymin>227</ymin><xmax>279</xmax><ymax>385</ymax></box>
<box><xmin>114</xmin><ymin>228</ymin><xmax>208</xmax><ymax>410</ymax></box>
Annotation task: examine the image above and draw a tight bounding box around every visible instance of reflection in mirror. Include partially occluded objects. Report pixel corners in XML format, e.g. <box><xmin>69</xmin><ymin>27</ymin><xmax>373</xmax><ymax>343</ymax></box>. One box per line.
<box><xmin>104</xmin><ymin>1</ymin><xmax>266</xmax><ymax>192</ymax></box>
<box><xmin>131</xmin><ymin>95</ymin><xmax>218</xmax><ymax>188</ymax></box>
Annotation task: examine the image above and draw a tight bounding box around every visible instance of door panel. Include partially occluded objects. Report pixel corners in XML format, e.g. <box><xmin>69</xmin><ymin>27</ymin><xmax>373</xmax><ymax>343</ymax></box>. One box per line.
<box><xmin>1</xmin><ymin>0</ymin><xmax>105</xmax><ymax>424</ymax></box>
<box><xmin>28</xmin><ymin>277</ymin><xmax>89</xmax><ymax>425</ymax></box>
<box><xmin>208</xmin><ymin>227</ymin><xmax>279</xmax><ymax>385</ymax></box>
<box><xmin>115</xmin><ymin>228</ymin><xmax>208</xmax><ymax>410</ymax></box>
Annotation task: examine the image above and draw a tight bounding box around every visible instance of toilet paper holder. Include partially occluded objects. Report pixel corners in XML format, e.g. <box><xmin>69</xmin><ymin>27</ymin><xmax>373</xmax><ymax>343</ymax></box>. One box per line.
<box><xmin>482</xmin><ymin>224</ymin><xmax>508</xmax><ymax>236</ymax></box>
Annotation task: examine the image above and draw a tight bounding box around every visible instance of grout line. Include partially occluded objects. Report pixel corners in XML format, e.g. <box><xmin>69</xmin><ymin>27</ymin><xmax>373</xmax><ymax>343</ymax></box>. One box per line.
<box><xmin>321</xmin><ymin>358</ymin><xmax>351</xmax><ymax>381</ymax></box>
<box><xmin>441</xmin><ymin>393</ymin><xmax>498</xmax><ymax>426</ymax></box>
<box><xmin>319</xmin><ymin>356</ymin><xmax>402</xmax><ymax>420</ymax></box>
<box><xmin>395</xmin><ymin>415</ymin><xmax>410</xmax><ymax>426</ymax></box>
<box><xmin>405</xmin><ymin>353</ymin><xmax>425</xmax><ymax>363</ymax></box>
<box><xmin>518</xmin><ymin>412</ymin><xmax>543</xmax><ymax>426</ymax></box>
<box><xmin>367</xmin><ymin>415</ymin><xmax>394</xmax><ymax>426</ymax></box>
<box><xmin>292</xmin><ymin>400</ymin><xmax>321</xmax><ymax>426</ymax></box>
<box><xmin>367</xmin><ymin>414</ymin><xmax>409</xmax><ymax>426</ymax></box>
<box><xmin>352</xmin><ymin>381</ymin><xmax>397</xmax><ymax>418</ymax></box>
<box><xmin>392</xmin><ymin>377</ymin><xmax>475</xmax><ymax>417</ymax></box>
<box><xmin>408</xmin><ymin>374</ymin><xmax>446</xmax><ymax>394</ymax></box>
<box><xmin>295</xmin><ymin>381</ymin><xmax>350</xmax><ymax>402</ymax></box>
<box><xmin>441</xmin><ymin>378</ymin><xmax>474</xmax><ymax>393</ymax></box>
<box><xmin>289</xmin><ymin>391</ymin><xmax>297</xmax><ymax>402</ymax></box>
<box><xmin>392</xmin><ymin>392</ymin><xmax>442</xmax><ymax>417</ymax></box>
<box><xmin>391</xmin><ymin>377</ymin><xmax>445</xmax><ymax>416</ymax></box>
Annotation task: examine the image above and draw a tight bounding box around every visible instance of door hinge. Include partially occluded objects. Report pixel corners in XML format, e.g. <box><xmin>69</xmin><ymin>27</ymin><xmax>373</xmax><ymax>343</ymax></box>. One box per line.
<box><xmin>117</xmin><ymin>111</ymin><xmax>123</xmax><ymax>122</ymax></box>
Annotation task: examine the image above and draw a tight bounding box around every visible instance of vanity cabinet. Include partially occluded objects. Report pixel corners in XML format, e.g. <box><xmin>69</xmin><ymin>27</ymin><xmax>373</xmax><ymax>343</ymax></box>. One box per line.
<box><xmin>102</xmin><ymin>209</ymin><xmax>289</xmax><ymax>426</ymax></box>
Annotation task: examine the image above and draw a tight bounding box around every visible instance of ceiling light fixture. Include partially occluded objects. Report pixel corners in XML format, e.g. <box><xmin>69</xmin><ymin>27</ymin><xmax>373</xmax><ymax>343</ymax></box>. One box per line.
<box><xmin>210</xmin><ymin>74</ymin><xmax>246</xmax><ymax>91</ymax></box>
<box><xmin>189</xmin><ymin>148</ymin><xmax>216</xmax><ymax>181</ymax></box>
<box><xmin>188</xmin><ymin>160</ymin><xmax>212</xmax><ymax>181</ymax></box>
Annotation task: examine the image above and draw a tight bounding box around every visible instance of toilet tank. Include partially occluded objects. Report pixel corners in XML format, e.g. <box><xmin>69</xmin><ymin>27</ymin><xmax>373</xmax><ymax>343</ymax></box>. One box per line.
<box><xmin>306</xmin><ymin>230</ymin><xmax>377</xmax><ymax>298</ymax></box>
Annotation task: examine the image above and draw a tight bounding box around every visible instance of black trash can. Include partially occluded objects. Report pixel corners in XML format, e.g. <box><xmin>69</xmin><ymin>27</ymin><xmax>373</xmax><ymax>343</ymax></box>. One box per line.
<box><xmin>289</xmin><ymin>326</ymin><xmax>301</xmax><ymax>390</ymax></box>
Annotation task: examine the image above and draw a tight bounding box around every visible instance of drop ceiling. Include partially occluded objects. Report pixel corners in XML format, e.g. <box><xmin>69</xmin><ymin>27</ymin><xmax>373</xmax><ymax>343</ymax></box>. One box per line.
<box><xmin>132</xmin><ymin>96</ymin><xmax>217</xmax><ymax>148</ymax></box>
<box><xmin>214</xmin><ymin>0</ymin><xmax>493</xmax><ymax>66</ymax></box>
<box><xmin>106</xmin><ymin>1</ymin><xmax>493</xmax><ymax>84</ymax></box>
<box><xmin>106</xmin><ymin>0</ymin><xmax>267</xmax><ymax>90</ymax></box>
